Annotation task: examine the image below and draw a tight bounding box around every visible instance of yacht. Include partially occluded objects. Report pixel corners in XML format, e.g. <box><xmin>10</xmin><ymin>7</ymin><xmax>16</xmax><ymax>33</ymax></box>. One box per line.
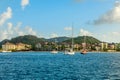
<box><xmin>65</xmin><ymin>25</ymin><xmax>75</xmax><ymax>55</ymax></box>
<box><xmin>65</xmin><ymin>49</ymin><xmax>75</xmax><ymax>55</ymax></box>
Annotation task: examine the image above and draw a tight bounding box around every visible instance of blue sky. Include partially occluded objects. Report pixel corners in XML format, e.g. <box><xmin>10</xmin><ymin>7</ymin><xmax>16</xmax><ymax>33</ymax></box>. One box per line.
<box><xmin>0</xmin><ymin>0</ymin><xmax>120</xmax><ymax>42</ymax></box>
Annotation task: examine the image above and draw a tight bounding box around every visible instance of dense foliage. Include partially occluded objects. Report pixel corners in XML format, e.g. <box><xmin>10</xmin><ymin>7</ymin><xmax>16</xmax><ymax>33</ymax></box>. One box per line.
<box><xmin>0</xmin><ymin>35</ymin><xmax>45</xmax><ymax>48</ymax></box>
<box><xmin>47</xmin><ymin>37</ymin><xmax>69</xmax><ymax>42</ymax></box>
<box><xmin>64</xmin><ymin>36</ymin><xmax>101</xmax><ymax>44</ymax></box>
<box><xmin>10</xmin><ymin>35</ymin><xmax>45</xmax><ymax>45</ymax></box>
<box><xmin>0</xmin><ymin>35</ymin><xmax>101</xmax><ymax>51</ymax></box>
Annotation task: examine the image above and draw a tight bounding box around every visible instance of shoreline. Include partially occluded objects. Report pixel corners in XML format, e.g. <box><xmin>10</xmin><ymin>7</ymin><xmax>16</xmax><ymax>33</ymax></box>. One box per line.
<box><xmin>1</xmin><ymin>50</ymin><xmax>120</xmax><ymax>53</ymax></box>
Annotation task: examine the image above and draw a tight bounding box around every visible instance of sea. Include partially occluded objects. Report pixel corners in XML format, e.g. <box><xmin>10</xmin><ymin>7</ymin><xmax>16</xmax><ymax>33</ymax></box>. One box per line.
<box><xmin>0</xmin><ymin>52</ymin><xmax>120</xmax><ymax>80</ymax></box>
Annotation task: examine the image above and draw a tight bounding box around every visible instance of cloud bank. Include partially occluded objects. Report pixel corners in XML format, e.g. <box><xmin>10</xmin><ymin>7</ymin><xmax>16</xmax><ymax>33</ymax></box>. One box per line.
<box><xmin>0</xmin><ymin>7</ymin><xmax>12</xmax><ymax>26</ymax></box>
<box><xmin>79</xmin><ymin>29</ymin><xmax>93</xmax><ymax>36</ymax></box>
<box><xmin>0</xmin><ymin>22</ymin><xmax>37</xmax><ymax>41</ymax></box>
<box><xmin>0</xmin><ymin>0</ymin><xmax>40</xmax><ymax>41</ymax></box>
<box><xmin>93</xmin><ymin>0</ymin><xmax>120</xmax><ymax>25</ymax></box>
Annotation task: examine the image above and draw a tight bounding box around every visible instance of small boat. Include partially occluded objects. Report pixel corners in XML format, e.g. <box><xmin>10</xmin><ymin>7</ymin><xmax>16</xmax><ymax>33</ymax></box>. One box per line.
<box><xmin>2</xmin><ymin>50</ymin><xmax>12</xmax><ymax>53</ymax></box>
<box><xmin>81</xmin><ymin>49</ymin><xmax>87</xmax><ymax>54</ymax></box>
<box><xmin>51</xmin><ymin>50</ymin><xmax>58</xmax><ymax>54</ymax></box>
<box><xmin>65</xmin><ymin>49</ymin><xmax>75</xmax><ymax>55</ymax></box>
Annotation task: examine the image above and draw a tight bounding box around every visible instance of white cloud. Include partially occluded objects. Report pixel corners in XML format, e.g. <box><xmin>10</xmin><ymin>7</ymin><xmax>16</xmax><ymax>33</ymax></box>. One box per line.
<box><xmin>21</xmin><ymin>0</ymin><xmax>29</xmax><ymax>9</ymax></box>
<box><xmin>8</xmin><ymin>22</ymin><xmax>12</xmax><ymax>29</ymax></box>
<box><xmin>25</xmin><ymin>26</ymin><xmax>37</xmax><ymax>35</ymax></box>
<box><xmin>0</xmin><ymin>22</ymin><xmax>38</xmax><ymax>41</ymax></box>
<box><xmin>0</xmin><ymin>30</ymin><xmax>8</xmax><ymax>40</ymax></box>
<box><xmin>13</xmin><ymin>22</ymin><xmax>23</xmax><ymax>36</ymax></box>
<box><xmin>64</xmin><ymin>27</ymin><xmax>72</xmax><ymax>31</ymax></box>
<box><xmin>94</xmin><ymin>31</ymin><xmax>120</xmax><ymax>43</ymax></box>
<box><xmin>0</xmin><ymin>7</ymin><xmax>12</xmax><ymax>26</ymax></box>
<box><xmin>93</xmin><ymin>0</ymin><xmax>120</xmax><ymax>25</ymax></box>
<box><xmin>18</xmin><ymin>31</ymin><xmax>25</xmax><ymax>36</ymax></box>
<box><xmin>79</xmin><ymin>29</ymin><xmax>93</xmax><ymax>36</ymax></box>
<box><xmin>50</xmin><ymin>33</ymin><xmax>58</xmax><ymax>38</ymax></box>
<box><xmin>7</xmin><ymin>23</ymin><xmax>13</xmax><ymax>35</ymax></box>
<box><xmin>112</xmin><ymin>31</ymin><xmax>120</xmax><ymax>36</ymax></box>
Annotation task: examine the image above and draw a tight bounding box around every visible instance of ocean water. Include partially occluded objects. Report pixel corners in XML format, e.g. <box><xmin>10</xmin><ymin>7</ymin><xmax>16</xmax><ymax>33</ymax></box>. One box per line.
<box><xmin>0</xmin><ymin>52</ymin><xmax>120</xmax><ymax>80</ymax></box>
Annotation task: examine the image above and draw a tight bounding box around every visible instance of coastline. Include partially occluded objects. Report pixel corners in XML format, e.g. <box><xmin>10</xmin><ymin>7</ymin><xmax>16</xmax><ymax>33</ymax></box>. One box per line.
<box><xmin>1</xmin><ymin>50</ymin><xmax>120</xmax><ymax>53</ymax></box>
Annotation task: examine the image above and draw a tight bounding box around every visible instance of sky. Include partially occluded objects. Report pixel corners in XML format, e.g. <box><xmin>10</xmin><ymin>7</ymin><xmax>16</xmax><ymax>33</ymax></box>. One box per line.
<box><xmin>0</xmin><ymin>0</ymin><xmax>120</xmax><ymax>43</ymax></box>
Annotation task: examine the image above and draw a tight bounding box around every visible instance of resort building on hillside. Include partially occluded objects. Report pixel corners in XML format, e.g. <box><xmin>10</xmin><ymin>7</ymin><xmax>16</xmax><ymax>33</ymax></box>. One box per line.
<box><xmin>108</xmin><ymin>43</ymin><xmax>115</xmax><ymax>50</ymax></box>
<box><xmin>2</xmin><ymin>42</ymin><xmax>16</xmax><ymax>51</ymax></box>
<box><xmin>2</xmin><ymin>42</ymin><xmax>31</xmax><ymax>51</ymax></box>
<box><xmin>16</xmin><ymin>43</ymin><xmax>31</xmax><ymax>50</ymax></box>
<box><xmin>24</xmin><ymin>44</ymin><xmax>32</xmax><ymax>50</ymax></box>
<box><xmin>100</xmin><ymin>42</ymin><xmax>108</xmax><ymax>50</ymax></box>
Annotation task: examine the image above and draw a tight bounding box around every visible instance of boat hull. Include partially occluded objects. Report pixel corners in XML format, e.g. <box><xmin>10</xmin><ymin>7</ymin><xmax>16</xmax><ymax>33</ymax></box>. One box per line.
<box><xmin>51</xmin><ymin>51</ymin><xmax>58</xmax><ymax>54</ymax></box>
<box><xmin>2</xmin><ymin>51</ymin><xmax>12</xmax><ymax>52</ymax></box>
<box><xmin>65</xmin><ymin>51</ymin><xmax>75</xmax><ymax>55</ymax></box>
<box><xmin>81</xmin><ymin>50</ymin><xmax>87</xmax><ymax>54</ymax></box>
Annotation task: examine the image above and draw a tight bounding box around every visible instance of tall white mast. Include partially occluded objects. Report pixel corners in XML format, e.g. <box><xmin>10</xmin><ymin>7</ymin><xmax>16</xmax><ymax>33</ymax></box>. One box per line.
<box><xmin>71</xmin><ymin>23</ymin><xmax>74</xmax><ymax>51</ymax></box>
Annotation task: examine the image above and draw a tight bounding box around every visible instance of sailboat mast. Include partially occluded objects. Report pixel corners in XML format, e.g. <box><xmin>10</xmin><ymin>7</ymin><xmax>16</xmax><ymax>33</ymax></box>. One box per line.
<box><xmin>72</xmin><ymin>24</ymin><xmax>74</xmax><ymax>51</ymax></box>
<box><xmin>83</xmin><ymin>35</ymin><xmax>86</xmax><ymax>49</ymax></box>
<box><xmin>55</xmin><ymin>39</ymin><xmax>57</xmax><ymax>50</ymax></box>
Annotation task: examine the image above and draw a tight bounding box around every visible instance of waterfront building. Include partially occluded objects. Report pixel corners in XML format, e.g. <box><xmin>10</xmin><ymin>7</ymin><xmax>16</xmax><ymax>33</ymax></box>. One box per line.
<box><xmin>2</xmin><ymin>42</ymin><xmax>31</xmax><ymax>51</ymax></box>
<box><xmin>16</xmin><ymin>43</ymin><xmax>31</xmax><ymax>50</ymax></box>
<box><xmin>2</xmin><ymin>42</ymin><xmax>16</xmax><ymax>51</ymax></box>
<box><xmin>108</xmin><ymin>43</ymin><xmax>115</xmax><ymax>50</ymax></box>
<box><xmin>16</xmin><ymin>43</ymin><xmax>26</xmax><ymax>50</ymax></box>
<box><xmin>100</xmin><ymin>42</ymin><xmax>108</xmax><ymax>51</ymax></box>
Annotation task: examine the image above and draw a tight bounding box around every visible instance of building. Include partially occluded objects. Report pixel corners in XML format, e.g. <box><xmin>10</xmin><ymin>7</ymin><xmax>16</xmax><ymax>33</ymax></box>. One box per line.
<box><xmin>2</xmin><ymin>42</ymin><xmax>31</xmax><ymax>51</ymax></box>
<box><xmin>108</xmin><ymin>43</ymin><xmax>115</xmax><ymax>50</ymax></box>
<box><xmin>23</xmin><ymin>44</ymin><xmax>31</xmax><ymax>50</ymax></box>
<box><xmin>16</xmin><ymin>43</ymin><xmax>25</xmax><ymax>50</ymax></box>
<box><xmin>16</xmin><ymin>43</ymin><xmax>31</xmax><ymax>50</ymax></box>
<box><xmin>2</xmin><ymin>42</ymin><xmax>16</xmax><ymax>51</ymax></box>
<box><xmin>74</xmin><ymin>44</ymin><xmax>81</xmax><ymax>51</ymax></box>
<box><xmin>100</xmin><ymin>42</ymin><xmax>108</xmax><ymax>50</ymax></box>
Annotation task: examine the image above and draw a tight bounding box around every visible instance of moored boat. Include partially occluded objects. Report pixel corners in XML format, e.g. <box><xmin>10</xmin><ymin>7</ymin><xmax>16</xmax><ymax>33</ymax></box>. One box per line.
<box><xmin>2</xmin><ymin>50</ymin><xmax>12</xmax><ymax>53</ymax></box>
<box><xmin>51</xmin><ymin>50</ymin><xmax>58</xmax><ymax>54</ymax></box>
<box><xmin>65</xmin><ymin>24</ymin><xmax>75</xmax><ymax>55</ymax></box>
<box><xmin>81</xmin><ymin>49</ymin><xmax>87</xmax><ymax>54</ymax></box>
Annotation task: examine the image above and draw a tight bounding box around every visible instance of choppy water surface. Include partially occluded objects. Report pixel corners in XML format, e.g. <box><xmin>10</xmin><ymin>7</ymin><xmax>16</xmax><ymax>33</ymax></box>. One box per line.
<box><xmin>0</xmin><ymin>52</ymin><xmax>120</xmax><ymax>80</ymax></box>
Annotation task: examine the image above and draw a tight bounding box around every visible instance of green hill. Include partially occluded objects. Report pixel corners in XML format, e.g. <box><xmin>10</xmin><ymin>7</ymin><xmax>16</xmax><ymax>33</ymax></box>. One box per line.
<box><xmin>64</xmin><ymin>36</ymin><xmax>101</xmax><ymax>44</ymax></box>
<box><xmin>10</xmin><ymin>35</ymin><xmax>45</xmax><ymax>45</ymax></box>
<box><xmin>0</xmin><ymin>35</ymin><xmax>101</xmax><ymax>50</ymax></box>
<box><xmin>47</xmin><ymin>37</ymin><xmax>70</xmax><ymax>42</ymax></box>
<box><xmin>0</xmin><ymin>35</ymin><xmax>45</xmax><ymax>48</ymax></box>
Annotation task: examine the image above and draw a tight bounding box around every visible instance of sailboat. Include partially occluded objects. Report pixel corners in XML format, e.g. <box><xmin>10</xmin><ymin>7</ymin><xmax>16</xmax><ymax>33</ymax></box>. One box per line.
<box><xmin>81</xmin><ymin>36</ymin><xmax>87</xmax><ymax>54</ymax></box>
<box><xmin>65</xmin><ymin>25</ymin><xmax>75</xmax><ymax>55</ymax></box>
<box><xmin>51</xmin><ymin>39</ymin><xmax>58</xmax><ymax>54</ymax></box>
